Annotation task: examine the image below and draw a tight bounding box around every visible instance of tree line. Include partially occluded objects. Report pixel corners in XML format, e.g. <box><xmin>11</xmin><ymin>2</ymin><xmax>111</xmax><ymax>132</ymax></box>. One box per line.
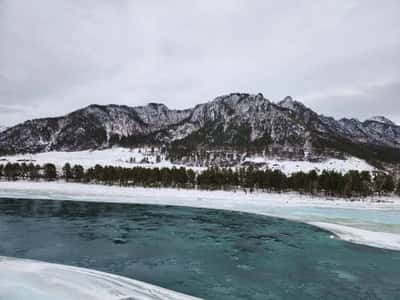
<box><xmin>0</xmin><ymin>162</ymin><xmax>399</xmax><ymax>198</ymax></box>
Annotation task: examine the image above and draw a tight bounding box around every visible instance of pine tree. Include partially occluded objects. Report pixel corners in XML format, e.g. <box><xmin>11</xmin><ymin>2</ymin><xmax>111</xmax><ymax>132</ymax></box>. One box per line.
<box><xmin>373</xmin><ymin>174</ymin><xmax>386</xmax><ymax>195</ymax></box>
<box><xmin>4</xmin><ymin>163</ymin><xmax>18</xmax><ymax>180</ymax></box>
<box><xmin>43</xmin><ymin>163</ymin><xmax>57</xmax><ymax>180</ymax></box>
<box><xmin>20</xmin><ymin>163</ymin><xmax>29</xmax><ymax>179</ymax></box>
<box><xmin>62</xmin><ymin>163</ymin><xmax>73</xmax><ymax>181</ymax></box>
<box><xmin>382</xmin><ymin>175</ymin><xmax>395</xmax><ymax>194</ymax></box>
<box><xmin>395</xmin><ymin>181</ymin><xmax>400</xmax><ymax>196</ymax></box>
<box><xmin>187</xmin><ymin>169</ymin><xmax>196</xmax><ymax>187</ymax></box>
<box><xmin>72</xmin><ymin>164</ymin><xmax>85</xmax><ymax>181</ymax></box>
<box><xmin>28</xmin><ymin>163</ymin><xmax>40</xmax><ymax>180</ymax></box>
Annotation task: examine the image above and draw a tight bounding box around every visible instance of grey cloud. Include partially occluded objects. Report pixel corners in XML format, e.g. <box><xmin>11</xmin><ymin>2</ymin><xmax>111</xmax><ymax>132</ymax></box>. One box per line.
<box><xmin>0</xmin><ymin>104</ymin><xmax>26</xmax><ymax>114</ymax></box>
<box><xmin>0</xmin><ymin>0</ymin><xmax>399</xmax><ymax>125</ymax></box>
<box><xmin>303</xmin><ymin>81</ymin><xmax>400</xmax><ymax>125</ymax></box>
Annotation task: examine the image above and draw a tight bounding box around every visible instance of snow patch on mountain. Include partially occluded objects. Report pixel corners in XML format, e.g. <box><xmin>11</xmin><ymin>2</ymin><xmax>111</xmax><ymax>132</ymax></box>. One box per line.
<box><xmin>367</xmin><ymin>116</ymin><xmax>396</xmax><ymax>126</ymax></box>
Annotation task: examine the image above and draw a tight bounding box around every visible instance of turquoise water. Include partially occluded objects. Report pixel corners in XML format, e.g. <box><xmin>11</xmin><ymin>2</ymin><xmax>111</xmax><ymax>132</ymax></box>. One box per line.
<box><xmin>0</xmin><ymin>198</ymin><xmax>399</xmax><ymax>300</ymax></box>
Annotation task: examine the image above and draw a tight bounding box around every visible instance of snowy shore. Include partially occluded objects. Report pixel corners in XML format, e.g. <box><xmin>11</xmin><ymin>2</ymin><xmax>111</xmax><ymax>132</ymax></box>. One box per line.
<box><xmin>0</xmin><ymin>256</ymin><xmax>201</xmax><ymax>300</ymax></box>
<box><xmin>0</xmin><ymin>181</ymin><xmax>399</xmax><ymax>251</ymax></box>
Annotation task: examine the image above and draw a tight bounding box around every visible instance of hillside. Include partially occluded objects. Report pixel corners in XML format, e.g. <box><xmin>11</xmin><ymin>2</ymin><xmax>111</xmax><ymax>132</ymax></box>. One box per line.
<box><xmin>0</xmin><ymin>93</ymin><xmax>399</xmax><ymax>168</ymax></box>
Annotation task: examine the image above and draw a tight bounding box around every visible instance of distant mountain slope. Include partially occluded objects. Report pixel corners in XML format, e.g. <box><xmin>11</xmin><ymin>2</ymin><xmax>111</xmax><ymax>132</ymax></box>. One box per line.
<box><xmin>0</xmin><ymin>93</ymin><xmax>399</xmax><ymax>166</ymax></box>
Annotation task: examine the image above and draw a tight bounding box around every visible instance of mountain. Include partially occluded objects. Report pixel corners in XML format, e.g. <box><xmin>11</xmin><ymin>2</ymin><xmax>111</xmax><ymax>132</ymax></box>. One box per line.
<box><xmin>367</xmin><ymin>116</ymin><xmax>397</xmax><ymax>126</ymax></box>
<box><xmin>0</xmin><ymin>126</ymin><xmax>7</xmax><ymax>133</ymax></box>
<box><xmin>0</xmin><ymin>93</ymin><xmax>399</xmax><ymax>167</ymax></box>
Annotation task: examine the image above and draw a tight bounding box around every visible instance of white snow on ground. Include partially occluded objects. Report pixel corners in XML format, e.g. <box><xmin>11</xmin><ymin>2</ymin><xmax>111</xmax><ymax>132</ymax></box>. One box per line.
<box><xmin>1</xmin><ymin>148</ymin><xmax>168</xmax><ymax>168</ymax></box>
<box><xmin>309</xmin><ymin>223</ymin><xmax>400</xmax><ymax>251</ymax></box>
<box><xmin>244</xmin><ymin>155</ymin><xmax>376</xmax><ymax>174</ymax></box>
<box><xmin>0</xmin><ymin>147</ymin><xmax>190</xmax><ymax>170</ymax></box>
<box><xmin>0</xmin><ymin>256</ymin><xmax>201</xmax><ymax>300</ymax></box>
<box><xmin>0</xmin><ymin>148</ymin><xmax>376</xmax><ymax>175</ymax></box>
<box><xmin>0</xmin><ymin>181</ymin><xmax>399</xmax><ymax>251</ymax></box>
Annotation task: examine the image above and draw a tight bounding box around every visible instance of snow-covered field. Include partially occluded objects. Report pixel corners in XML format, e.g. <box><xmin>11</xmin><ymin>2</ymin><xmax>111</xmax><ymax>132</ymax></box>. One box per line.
<box><xmin>0</xmin><ymin>147</ymin><xmax>376</xmax><ymax>175</ymax></box>
<box><xmin>0</xmin><ymin>256</ymin><xmax>200</xmax><ymax>300</ymax></box>
<box><xmin>0</xmin><ymin>181</ymin><xmax>399</xmax><ymax>251</ymax></box>
<box><xmin>244</xmin><ymin>155</ymin><xmax>376</xmax><ymax>174</ymax></box>
<box><xmin>0</xmin><ymin>147</ymin><xmax>195</xmax><ymax>170</ymax></box>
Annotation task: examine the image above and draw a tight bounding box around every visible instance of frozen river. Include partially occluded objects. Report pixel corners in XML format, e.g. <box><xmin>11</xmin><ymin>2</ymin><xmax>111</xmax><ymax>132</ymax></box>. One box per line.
<box><xmin>1</xmin><ymin>197</ymin><xmax>400</xmax><ymax>299</ymax></box>
<box><xmin>1</xmin><ymin>181</ymin><xmax>400</xmax><ymax>250</ymax></box>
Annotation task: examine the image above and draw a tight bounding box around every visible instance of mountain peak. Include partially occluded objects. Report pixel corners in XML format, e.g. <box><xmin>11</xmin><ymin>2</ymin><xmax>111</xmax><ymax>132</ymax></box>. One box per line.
<box><xmin>278</xmin><ymin>96</ymin><xmax>306</xmax><ymax>111</ymax></box>
<box><xmin>147</xmin><ymin>102</ymin><xmax>168</xmax><ymax>109</ymax></box>
<box><xmin>212</xmin><ymin>93</ymin><xmax>267</xmax><ymax>103</ymax></box>
<box><xmin>282</xmin><ymin>95</ymin><xmax>294</xmax><ymax>102</ymax></box>
<box><xmin>366</xmin><ymin>116</ymin><xmax>396</xmax><ymax>126</ymax></box>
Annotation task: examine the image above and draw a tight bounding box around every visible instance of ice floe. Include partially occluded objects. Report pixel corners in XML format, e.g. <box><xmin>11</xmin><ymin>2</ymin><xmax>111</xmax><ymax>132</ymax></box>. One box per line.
<box><xmin>0</xmin><ymin>256</ymin><xmax>201</xmax><ymax>300</ymax></box>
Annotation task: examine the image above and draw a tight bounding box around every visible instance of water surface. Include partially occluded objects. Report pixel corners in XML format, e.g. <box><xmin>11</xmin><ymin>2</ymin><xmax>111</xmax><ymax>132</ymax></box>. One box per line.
<box><xmin>0</xmin><ymin>198</ymin><xmax>399</xmax><ymax>300</ymax></box>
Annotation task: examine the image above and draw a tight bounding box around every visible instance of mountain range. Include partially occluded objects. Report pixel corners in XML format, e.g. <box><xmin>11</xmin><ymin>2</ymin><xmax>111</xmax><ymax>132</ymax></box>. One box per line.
<box><xmin>1</xmin><ymin>93</ymin><xmax>399</xmax><ymax>167</ymax></box>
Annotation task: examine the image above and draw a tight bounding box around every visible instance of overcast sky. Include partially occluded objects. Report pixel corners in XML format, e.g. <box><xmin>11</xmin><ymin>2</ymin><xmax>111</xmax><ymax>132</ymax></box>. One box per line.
<box><xmin>1</xmin><ymin>0</ymin><xmax>399</xmax><ymax>126</ymax></box>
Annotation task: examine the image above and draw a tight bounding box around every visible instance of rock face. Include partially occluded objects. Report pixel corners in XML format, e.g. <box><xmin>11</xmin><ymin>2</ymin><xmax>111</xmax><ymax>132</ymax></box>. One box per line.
<box><xmin>0</xmin><ymin>93</ymin><xmax>399</xmax><ymax>165</ymax></box>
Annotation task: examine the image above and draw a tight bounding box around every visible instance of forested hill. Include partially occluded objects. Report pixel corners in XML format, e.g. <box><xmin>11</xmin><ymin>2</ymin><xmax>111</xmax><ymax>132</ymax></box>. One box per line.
<box><xmin>1</xmin><ymin>93</ymin><xmax>400</xmax><ymax>166</ymax></box>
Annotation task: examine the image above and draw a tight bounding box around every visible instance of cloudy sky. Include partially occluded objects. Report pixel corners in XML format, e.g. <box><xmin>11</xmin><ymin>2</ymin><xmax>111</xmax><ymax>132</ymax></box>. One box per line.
<box><xmin>0</xmin><ymin>0</ymin><xmax>399</xmax><ymax>126</ymax></box>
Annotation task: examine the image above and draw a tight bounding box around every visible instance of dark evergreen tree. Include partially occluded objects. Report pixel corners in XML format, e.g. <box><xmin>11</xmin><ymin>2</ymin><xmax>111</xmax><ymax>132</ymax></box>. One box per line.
<box><xmin>62</xmin><ymin>163</ymin><xmax>73</xmax><ymax>181</ymax></box>
<box><xmin>373</xmin><ymin>174</ymin><xmax>386</xmax><ymax>195</ymax></box>
<box><xmin>4</xmin><ymin>163</ymin><xmax>19</xmax><ymax>180</ymax></box>
<box><xmin>186</xmin><ymin>169</ymin><xmax>196</xmax><ymax>187</ymax></box>
<box><xmin>395</xmin><ymin>180</ymin><xmax>400</xmax><ymax>196</ymax></box>
<box><xmin>19</xmin><ymin>163</ymin><xmax>29</xmax><ymax>179</ymax></box>
<box><xmin>72</xmin><ymin>164</ymin><xmax>85</xmax><ymax>181</ymax></box>
<box><xmin>43</xmin><ymin>163</ymin><xmax>57</xmax><ymax>180</ymax></box>
<box><xmin>382</xmin><ymin>174</ymin><xmax>395</xmax><ymax>194</ymax></box>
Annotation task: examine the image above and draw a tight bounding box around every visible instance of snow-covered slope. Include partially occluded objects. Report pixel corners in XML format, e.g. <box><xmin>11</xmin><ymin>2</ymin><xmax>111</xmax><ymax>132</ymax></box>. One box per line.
<box><xmin>0</xmin><ymin>147</ymin><xmax>376</xmax><ymax>175</ymax></box>
<box><xmin>0</xmin><ymin>147</ymin><xmax>184</xmax><ymax>169</ymax></box>
<box><xmin>367</xmin><ymin>116</ymin><xmax>397</xmax><ymax>126</ymax></box>
<box><xmin>243</xmin><ymin>155</ymin><xmax>375</xmax><ymax>174</ymax></box>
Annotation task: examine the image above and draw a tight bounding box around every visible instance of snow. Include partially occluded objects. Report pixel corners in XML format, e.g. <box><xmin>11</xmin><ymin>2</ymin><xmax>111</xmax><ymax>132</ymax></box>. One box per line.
<box><xmin>0</xmin><ymin>256</ymin><xmax>200</xmax><ymax>300</ymax></box>
<box><xmin>309</xmin><ymin>223</ymin><xmax>400</xmax><ymax>251</ymax></box>
<box><xmin>0</xmin><ymin>181</ymin><xmax>399</xmax><ymax>251</ymax></box>
<box><xmin>0</xmin><ymin>148</ymin><xmax>376</xmax><ymax>175</ymax></box>
<box><xmin>0</xmin><ymin>147</ymin><xmax>204</xmax><ymax>171</ymax></box>
<box><xmin>243</xmin><ymin>156</ymin><xmax>375</xmax><ymax>174</ymax></box>
<box><xmin>367</xmin><ymin>116</ymin><xmax>396</xmax><ymax>126</ymax></box>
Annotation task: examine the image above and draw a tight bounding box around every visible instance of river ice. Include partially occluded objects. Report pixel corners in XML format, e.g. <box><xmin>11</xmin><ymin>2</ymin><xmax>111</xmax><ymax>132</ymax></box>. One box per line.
<box><xmin>0</xmin><ymin>181</ymin><xmax>399</xmax><ymax>251</ymax></box>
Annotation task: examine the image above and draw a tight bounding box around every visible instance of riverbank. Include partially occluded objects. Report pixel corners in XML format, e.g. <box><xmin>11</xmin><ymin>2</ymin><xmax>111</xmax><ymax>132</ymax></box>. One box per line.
<box><xmin>0</xmin><ymin>256</ymin><xmax>200</xmax><ymax>300</ymax></box>
<box><xmin>0</xmin><ymin>181</ymin><xmax>399</xmax><ymax>251</ymax></box>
